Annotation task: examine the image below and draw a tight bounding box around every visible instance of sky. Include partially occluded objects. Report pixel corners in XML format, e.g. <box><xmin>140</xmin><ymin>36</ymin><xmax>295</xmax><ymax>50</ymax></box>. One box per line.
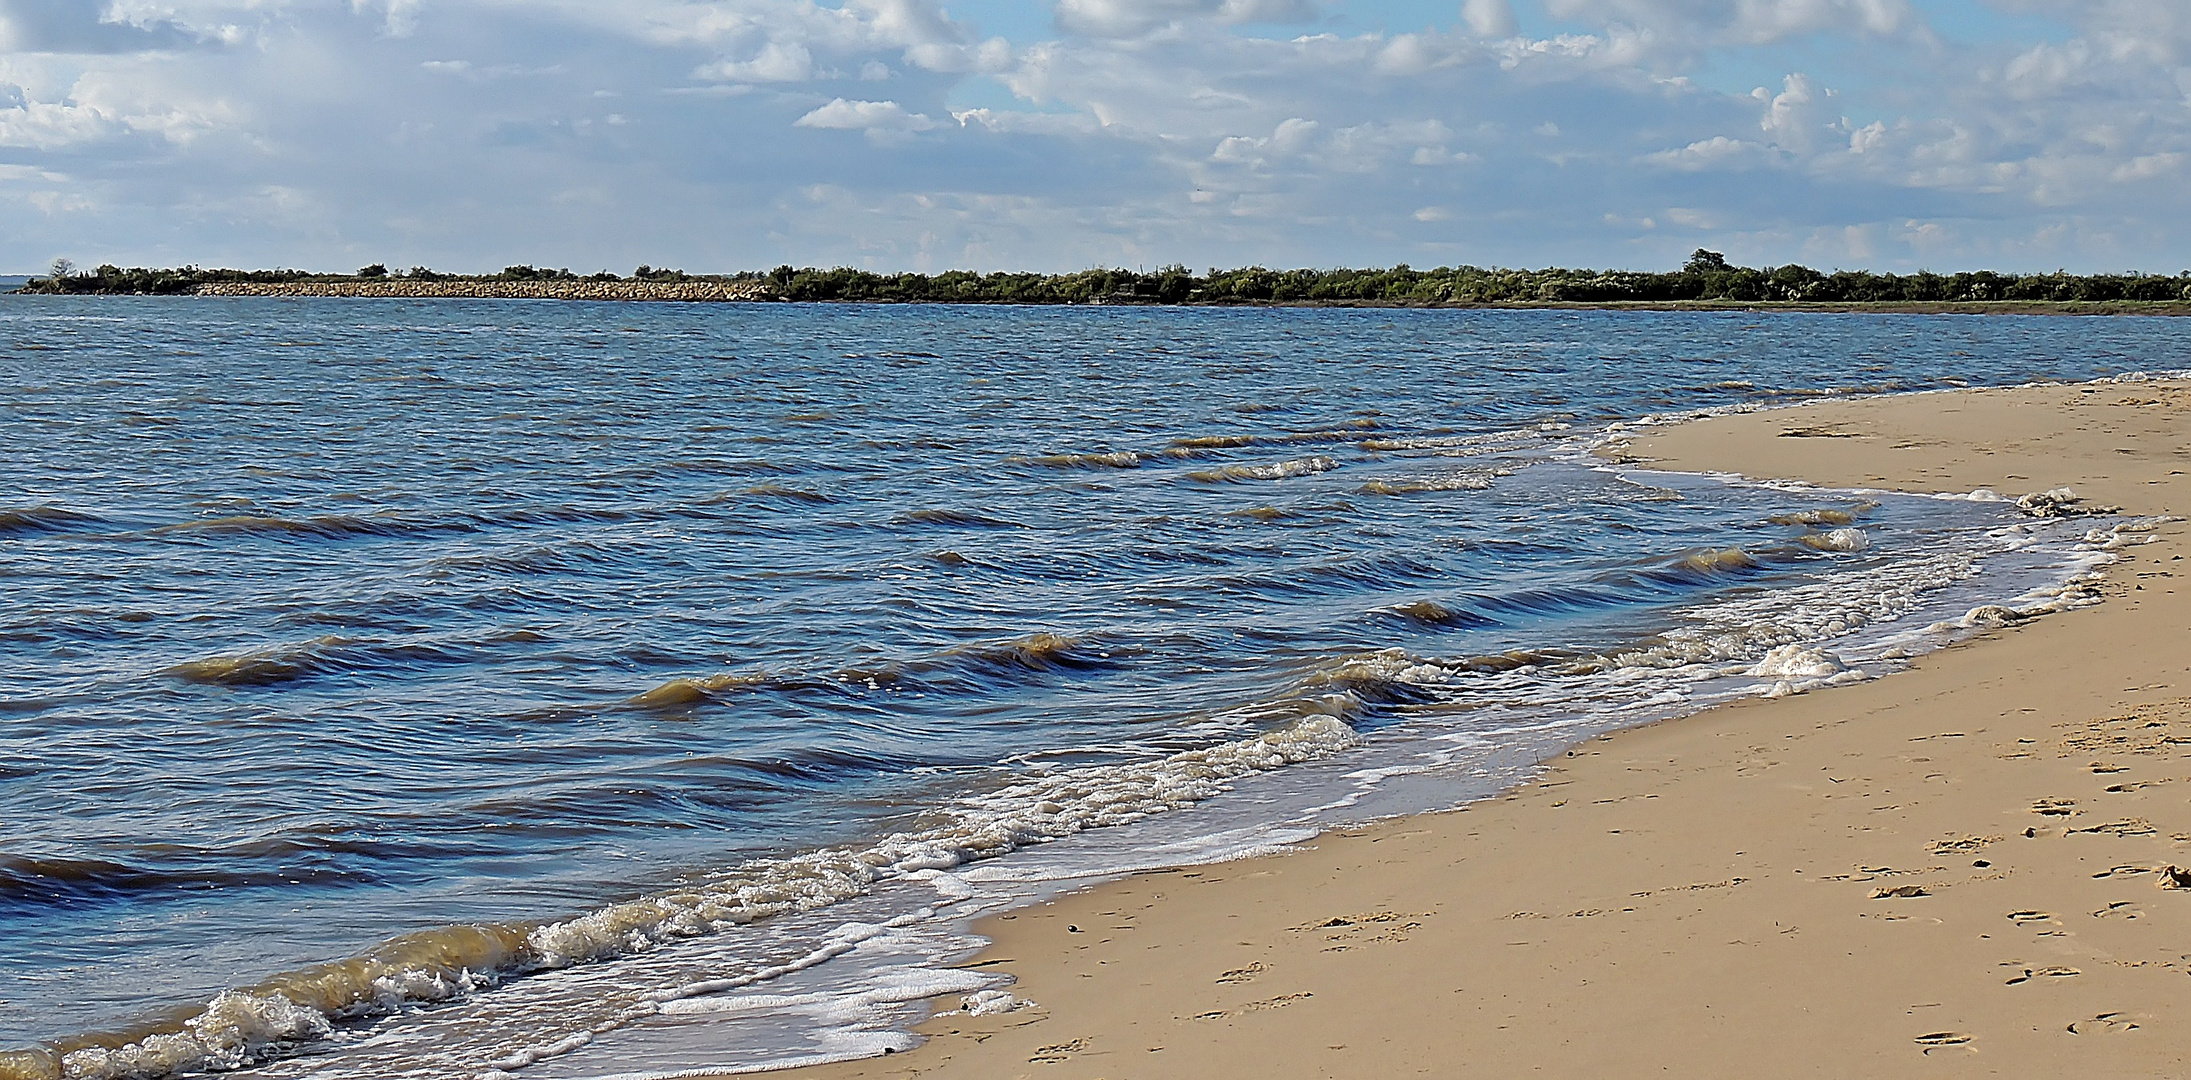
<box><xmin>0</xmin><ymin>0</ymin><xmax>2186</xmax><ymax>274</ymax></box>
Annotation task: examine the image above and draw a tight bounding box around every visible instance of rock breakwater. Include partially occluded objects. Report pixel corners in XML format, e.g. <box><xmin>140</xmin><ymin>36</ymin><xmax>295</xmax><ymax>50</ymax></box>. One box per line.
<box><xmin>191</xmin><ymin>280</ymin><xmax>774</xmax><ymax>302</ymax></box>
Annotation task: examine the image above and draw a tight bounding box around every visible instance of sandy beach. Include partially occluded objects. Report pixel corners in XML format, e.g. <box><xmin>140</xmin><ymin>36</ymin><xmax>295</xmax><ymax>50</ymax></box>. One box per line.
<box><xmin>792</xmin><ymin>378</ymin><xmax>2191</xmax><ymax>1079</ymax></box>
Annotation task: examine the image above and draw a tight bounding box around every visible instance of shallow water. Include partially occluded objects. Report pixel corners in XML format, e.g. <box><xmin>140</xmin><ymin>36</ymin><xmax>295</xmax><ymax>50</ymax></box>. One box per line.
<box><xmin>0</xmin><ymin>299</ymin><xmax>2181</xmax><ymax>1078</ymax></box>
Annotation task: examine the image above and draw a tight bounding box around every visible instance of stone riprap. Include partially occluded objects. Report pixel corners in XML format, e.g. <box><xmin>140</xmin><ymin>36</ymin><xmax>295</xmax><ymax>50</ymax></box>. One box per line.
<box><xmin>191</xmin><ymin>279</ymin><xmax>774</xmax><ymax>302</ymax></box>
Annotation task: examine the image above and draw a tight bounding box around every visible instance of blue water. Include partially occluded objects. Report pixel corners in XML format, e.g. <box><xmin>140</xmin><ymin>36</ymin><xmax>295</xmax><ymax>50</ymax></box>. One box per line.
<box><xmin>0</xmin><ymin>299</ymin><xmax>2180</xmax><ymax>1079</ymax></box>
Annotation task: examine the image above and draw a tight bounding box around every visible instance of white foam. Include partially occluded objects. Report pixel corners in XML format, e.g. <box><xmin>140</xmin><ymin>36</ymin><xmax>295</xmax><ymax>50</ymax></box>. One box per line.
<box><xmin>661</xmin><ymin>969</ymin><xmax>994</xmax><ymax>1020</ymax></box>
<box><xmin>58</xmin><ymin>990</ymin><xmax>335</xmax><ymax>1079</ymax></box>
<box><xmin>60</xmin><ymin>411</ymin><xmax>2154</xmax><ymax>1080</ymax></box>
<box><xmin>1802</xmin><ymin>527</ymin><xmax>1869</xmax><ymax>552</ymax></box>
<box><xmin>519</xmin><ymin>712</ymin><xmax>1354</xmax><ymax>974</ymax></box>
<box><xmin>1198</xmin><ymin>456</ymin><xmax>1339</xmax><ymax>481</ymax></box>
<box><xmin>2015</xmin><ymin>487</ymin><xmax>2123</xmax><ymax>518</ymax></box>
<box><xmin>960</xmin><ymin>990</ymin><xmax>1032</xmax><ymax>1016</ymax></box>
<box><xmin>49</xmin><ymin>712</ymin><xmax>1356</xmax><ymax>1080</ymax></box>
<box><xmin>442</xmin><ymin>495</ymin><xmax>2112</xmax><ymax>1079</ymax></box>
<box><xmin>1748</xmin><ymin>644</ymin><xmax>1847</xmax><ymax>679</ymax></box>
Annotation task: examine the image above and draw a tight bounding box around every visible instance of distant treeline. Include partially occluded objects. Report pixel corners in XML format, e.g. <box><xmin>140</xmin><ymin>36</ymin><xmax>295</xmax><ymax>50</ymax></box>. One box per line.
<box><xmin>18</xmin><ymin>261</ymin><xmax>730</xmax><ymax>295</ymax></box>
<box><xmin>19</xmin><ymin>251</ymin><xmax>2191</xmax><ymax>305</ymax></box>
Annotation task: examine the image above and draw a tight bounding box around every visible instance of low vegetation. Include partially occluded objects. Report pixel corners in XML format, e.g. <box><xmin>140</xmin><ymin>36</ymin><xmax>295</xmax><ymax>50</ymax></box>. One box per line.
<box><xmin>18</xmin><ymin>251</ymin><xmax>2191</xmax><ymax>306</ymax></box>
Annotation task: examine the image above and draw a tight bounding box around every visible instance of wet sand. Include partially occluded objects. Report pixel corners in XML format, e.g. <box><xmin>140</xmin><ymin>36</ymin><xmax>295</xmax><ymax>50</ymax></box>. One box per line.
<box><xmin>794</xmin><ymin>379</ymin><xmax>2191</xmax><ymax>1079</ymax></box>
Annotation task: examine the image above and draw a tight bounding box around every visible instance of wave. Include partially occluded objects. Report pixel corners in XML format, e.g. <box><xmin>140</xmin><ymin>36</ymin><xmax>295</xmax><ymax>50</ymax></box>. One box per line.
<box><xmin>165</xmin><ymin>639</ymin><xmax>354</xmax><ymax>687</ymax></box>
<box><xmin>938</xmin><ymin>632</ymin><xmax>1111</xmax><ymax>675</ymax></box>
<box><xmin>150</xmin><ymin>513</ymin><xmax>449</xmax><ymax>540</ymax></box>
<box><xmin>629</xmin><ymin>633</ymin><xmax>1120</xmax><ymax>710</ymax></box>
<box><xmin>0</xmin><ymin>505</ymin><xmax>105</xmax><ymax>537</ymax></box>
<box><xmin>13</xmin><ymin>714</ymin><xmax>1357</xmax><ymax>1080</ymax></box>
<box><xmin>739</xmin><ymin>483</ymin><xmax>832</xmax><ymax>503</ymax></box>
<box><xmin>459</xmin><ymin>505</ymin><xmax>644</xmax><ymax>527</ymax></box>
<box><xmin>164</xmin><ymin>637</ymin><xmax>478</xmax><ymax>688</ymax></box>
<box><xmin>0</xmin><ymin>855</ymin><xmax>382</xmax><ymax>914</ymax></box>
<box><xmin>1800</xmin><ymin>528</ymin><xmax>1870</xmax><ymax>552</ymax></box>
<box><xmin>1016</xmin><ymin>450</ymin><xmax>1143</xmax><ymax>469</ymax></box>
<box><xmin>1768</xmin><ymin>501</ymin><xmax>1878</xmax><ymax>527</ymax></box>
<box><xmin>1381</xmin><ymin>599</ymin><xmax>1497</xmax><ymax>628</ymax></box>
<box><xmin>1358</xmin><ymin>430</ymin><xmax>1548</xmax><ymax>454</ymax></box>
<box><xmin>1671</xmin><ymin>547</ymin><xmax>1759</xmax><ymax>576</ymax></box>
<box><xmin>424</xmin><ymin>544</ymin><xmax>577</xmax><ymax>575</ymax></box>
<box><xmin>892</xmin><ymin>508</ymin><xmax>1023</xmax><ymax>528</ymax></box>
<box><xmin>1188</xmin><ymin>456</ymin><xmax>1338</xmax><ymax>483</ymax></box>
<box><xmin>630</xmin><ymin>672</ymin><xmax>772</xmax><ymax>709</ymax></box>
<box><xmin>1357</xmin><ymin>471</ymin><xmax>1496</xmax><ymax>495</ymax></box>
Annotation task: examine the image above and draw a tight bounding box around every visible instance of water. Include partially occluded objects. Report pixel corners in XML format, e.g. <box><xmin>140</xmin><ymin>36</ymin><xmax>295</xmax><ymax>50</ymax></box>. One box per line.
<box><xmin>0</xmin><ymin>298</ymin><xmax>2181</xmax><ymax>1079</ymax></box>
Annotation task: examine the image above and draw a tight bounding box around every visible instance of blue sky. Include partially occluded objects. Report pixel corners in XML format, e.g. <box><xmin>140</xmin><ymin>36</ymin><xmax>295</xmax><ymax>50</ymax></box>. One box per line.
<box><xmin>0</xmin><ymin>0</ymin><xmax>2185</xmax><ymax>274</ymax></box>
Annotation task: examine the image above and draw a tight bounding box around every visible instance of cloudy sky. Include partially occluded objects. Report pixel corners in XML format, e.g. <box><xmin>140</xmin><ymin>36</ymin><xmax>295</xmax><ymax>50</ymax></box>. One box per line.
<box><xmin>1</xmin><ymin>0</ymin><xmax>2186</xmax><ymax>274</ymax></box>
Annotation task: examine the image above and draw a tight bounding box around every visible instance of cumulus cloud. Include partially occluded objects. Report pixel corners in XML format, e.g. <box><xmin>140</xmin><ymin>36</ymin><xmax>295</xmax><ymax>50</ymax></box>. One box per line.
<box><xmin>1055</xmin><ymin>0</ymin><xmax>1321</xmax><ymax>39</ymax></box>
<box><xmin>0</xmin><ymin>0</ymin><xmax>2184</xmax><ymax>273</ymax></box>
<box><xmin>1643</xmin><ymin>135</ymin><xmax>1777</xmax><ymax>171</ymax></box>
<box><xmin>794</xmin><ymin>96</ymin><xmax>939</xmax><ymax>135</ymax></box>
<box><xmin>1542</xmin><ymin>0</ymin><xmax>1918</xmax><ymax>63</ymax></box>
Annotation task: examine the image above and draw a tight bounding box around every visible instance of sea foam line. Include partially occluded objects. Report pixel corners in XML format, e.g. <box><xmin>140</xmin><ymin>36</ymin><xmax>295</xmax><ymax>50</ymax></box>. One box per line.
<box><xmin>18</xmin><ymin>714</ymin><xmax>1358</xmax><ymax>1080</ymax></box>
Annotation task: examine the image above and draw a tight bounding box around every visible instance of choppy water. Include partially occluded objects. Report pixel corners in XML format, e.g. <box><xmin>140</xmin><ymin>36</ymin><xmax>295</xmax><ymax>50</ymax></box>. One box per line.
<box><xmin>1</xmin><ymin>298</ymin><xmax>2181</xmax><ymax>1079</ymax></box>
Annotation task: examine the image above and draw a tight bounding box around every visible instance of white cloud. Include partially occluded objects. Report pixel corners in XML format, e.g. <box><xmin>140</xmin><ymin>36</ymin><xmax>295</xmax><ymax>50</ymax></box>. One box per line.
<box><xmin>0</xmin><ymin>99</ymin><xmax>113</xmax><ymax>149</ymax></box>
<box><xmin>1643</xmin><ymin>134</ymin><xmax>1776</xmax><ymax>170</ymax></box>
<box><xmin>2110</xmin><ymin>152</ymin><xmax>2183</xmax><ymax>183</ymax></box>
<box><xmin>1756</xmin><ymin>72</ymin><xmax>1834</xmax><ymax>153</ymax></box>
<box><xmin>794</xmin><ymin>97</ymin><xmax>939</xmax><ymax>136</ymax></box>
<box><xmin>0</xmin><ymin>0</ymin><xmax>2185</xmax><ymax>273</ymax></box>
<box><xmin>1461</xmin><ymin>0</ymin><xmax>1518</xmax><ymax>39</ymax></box>
<box><xmin>697</xmin><ymin>40</ymin><xmax>815</xmax><ymax>82</ymax></box>
<box><xmin>1541</xmin><ymin>0</ymin><xmax>1917</xmax><ymax>64</ymax></box>
<box><xmin>1054</xmin><ymin>0</ymin><xmax>1320</xmax><ymax>40</ymax></box>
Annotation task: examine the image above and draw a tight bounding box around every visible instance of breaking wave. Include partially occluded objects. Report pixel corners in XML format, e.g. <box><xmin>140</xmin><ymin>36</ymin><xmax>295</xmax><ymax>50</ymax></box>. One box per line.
<box><xmin>1188</xmin><ymin>456</ymin><xmax>1338</xmax><ymax>483</ymax></box>
<box><xmin>1358</xmin><ymin>471</ymin><xmax>1497</xmax><ymax>495</ymax></box>
<box><xmin>6</xmin><ymin>713</ymin><xmax>1357</xmax><ymax>1080</ymax></box>
<box><xmin>1016</xmin><ymin>451</ymin><xmax>1143</xmax><ymax>469</ymax></box>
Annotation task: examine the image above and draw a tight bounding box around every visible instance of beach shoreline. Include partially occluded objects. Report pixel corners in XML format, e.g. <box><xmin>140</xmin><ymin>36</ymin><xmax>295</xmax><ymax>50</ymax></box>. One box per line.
<box><xmin>779</xmin><ymin>378</ymin><xmax>2191</xmax><ymax>1079</ymax></box>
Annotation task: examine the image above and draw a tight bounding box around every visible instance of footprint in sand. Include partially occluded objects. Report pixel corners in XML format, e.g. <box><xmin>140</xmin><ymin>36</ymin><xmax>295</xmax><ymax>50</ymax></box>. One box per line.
<box><xmin>2090</xmin><ymin>865</ymin><xmax>2157</xmax><ymax>880</ymax></box>
<box><xmin>1215</xmin><ymin>963</ymin><xmax>1264</xmax><ymax>985</ymax></box>
<box><xmin>1915</xmin><ymin>1032</ymin><xmax>1973</xmax><ymax>1054</ymax></box>
<box><xmin>2007</xmin><ymin>910</ymin><xmax>2056</xmax><ymax>924</ymax></box>
<box><xmin>1931</xmin><ymin>835</ymin><xmax>1999</xmax><ymax>856</ymax></box>
<box><xmin>2069</xmin><ymin>1012</ymin><xmax>2142</xmax><ymax>1035</ymax></box>
<box><xmin>2092</xmin><ymin>901</ymin><xmax>2145</xmax><ymax>919</ymax></box>
<box><xmin>2069</xmin><ymin>819</ymin><xmax>2158</xmax><ymax>837</ymax></box>
<box><xmin>2004</xmin><ymin>966</ymin><xmax>2081</xmax><ymax>985</ymax></box>
<box><xmin>1029</xmin><ymin>1038</ymin><xmax>1087</xmax><ymax>1063</ymax></box>
<box><xmin>1872</xmin><ymin>884</ymin><xmax>1930</xmax><ymax>899</ymax></box>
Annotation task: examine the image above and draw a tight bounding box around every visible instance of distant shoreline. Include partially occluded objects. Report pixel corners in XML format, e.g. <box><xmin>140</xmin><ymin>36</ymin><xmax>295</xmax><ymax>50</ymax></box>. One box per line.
<box><xmin>15</xmin><ymin>254</ymin><xmax>2191</xmax><ymax>312</ymax></box>
<box><xmin>10</xmin><ymin>279</ymin><xmax>2191</xmax><ymax>316</ymax></box>
<box><xmin>186</xmin><ymin>279</ymin><xmax>772</xmax><ymax>303</ymax></box>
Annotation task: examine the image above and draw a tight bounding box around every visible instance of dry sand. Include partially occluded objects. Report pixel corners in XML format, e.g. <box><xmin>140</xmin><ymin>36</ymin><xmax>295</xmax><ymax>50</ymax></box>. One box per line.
<box><xmin>793</xmin><ymin>379</ymin><xmax>2191</xmax><ymax>1079</ymax></box>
